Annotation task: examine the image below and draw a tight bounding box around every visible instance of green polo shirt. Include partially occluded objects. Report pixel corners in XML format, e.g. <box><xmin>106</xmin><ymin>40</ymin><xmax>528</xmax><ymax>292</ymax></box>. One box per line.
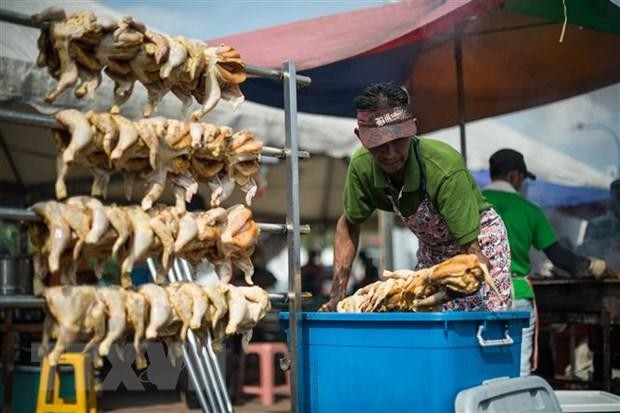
<box><xmin>482</xmin><ymin>188</ymin><xmax>558</xmax><ymax>299</ymax></box>
<box><xmin>343</xmin><ymin>137</ymin><xmax>491</xmax><ymax>245</ymax></box>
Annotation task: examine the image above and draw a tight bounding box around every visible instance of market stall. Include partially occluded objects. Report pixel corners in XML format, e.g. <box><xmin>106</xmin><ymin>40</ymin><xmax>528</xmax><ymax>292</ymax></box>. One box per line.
<box><xmin>0</xmin><ymin>6</ymin><xmax>311</xmax><ymax>413</ymax></box>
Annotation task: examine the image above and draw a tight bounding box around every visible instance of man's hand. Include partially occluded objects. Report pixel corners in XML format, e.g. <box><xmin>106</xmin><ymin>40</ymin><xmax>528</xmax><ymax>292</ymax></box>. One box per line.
<box><xmin>414</xmin><ymin>290</ymin><xmax>450</xmax><ymax>308</ymax></box>
<box><xmin>462</xmin><ymin>239</ymin><xmax>491</xmax><ymax>270</ymax></box>
<box><xmin>588</xmin><ymin>257</ymin><xmax>617</xmax><ymax>279</ymax></box>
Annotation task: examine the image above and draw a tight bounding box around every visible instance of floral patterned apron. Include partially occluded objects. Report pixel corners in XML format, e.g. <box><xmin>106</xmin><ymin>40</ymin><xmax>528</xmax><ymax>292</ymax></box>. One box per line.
<box><xmin>386</xmin><ymin>140</ymin><xmax>512</xmax><ymax>311</ymax></box>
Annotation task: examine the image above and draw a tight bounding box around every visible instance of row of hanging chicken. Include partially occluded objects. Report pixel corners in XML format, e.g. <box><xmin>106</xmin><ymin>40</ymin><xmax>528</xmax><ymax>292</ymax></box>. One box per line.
<box><xmin>52</xmin><ymin>109</ymin><xmax>263</xmax><ymax>212</ymax></box>
<box><xmin>41</xmin><ymin>283</ymin><xmax>270</xmax><ymax>368</ymax></box>
<box><xmin>33</xmin><ymin>6</ymin><xmax>246</xmax><ymax>119</ymax></box>
<box><xmin>30</xmin><ymin>198</ymin><xmax>259</xmax><ymax>295</ymax></box>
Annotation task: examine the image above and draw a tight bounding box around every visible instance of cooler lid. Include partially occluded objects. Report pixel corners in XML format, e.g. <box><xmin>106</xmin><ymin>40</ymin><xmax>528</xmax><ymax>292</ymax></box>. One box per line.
<box><xmin>455</xmin><ymin>376</ymin><xmax>562</xmax><ymax>413</ymax></box>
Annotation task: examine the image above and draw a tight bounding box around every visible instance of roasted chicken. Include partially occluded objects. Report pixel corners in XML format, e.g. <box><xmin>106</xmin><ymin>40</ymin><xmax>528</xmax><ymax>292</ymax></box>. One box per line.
<box><xmin>52</xmin><ymin>110</ymin><xmax>263</xmax><ymax>210</ymax></box>
<box><xmin>39</xmin><ymin>283</ymin><xmax>270</xmax><ymax>367</ymax></box>
<box><xmin>29</xmin><ymin>199</ymin><xmax>260</xmax><ymax>290</ymax></box>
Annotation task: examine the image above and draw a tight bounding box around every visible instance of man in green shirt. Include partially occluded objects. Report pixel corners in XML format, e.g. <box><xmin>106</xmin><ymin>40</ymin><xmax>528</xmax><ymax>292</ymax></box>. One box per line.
<box><xmin>319</xmin><ymin>82</ymin><xmax>513</xmax><ymax>312</ymax></box>
<box><xmin>482</xmin><ymin>148</ymin><xmax>612</xmax><ymax>376</ymax></box>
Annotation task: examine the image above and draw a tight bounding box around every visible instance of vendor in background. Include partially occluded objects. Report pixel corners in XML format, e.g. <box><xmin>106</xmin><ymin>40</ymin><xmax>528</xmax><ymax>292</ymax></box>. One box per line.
<box><xmin>319</xmin><ymin>82</ymin><xmax>512</xmax><ymax>312</ymax></box>
<box><xmin>580</xmin><ymin>178</ymin><xmax>620</xmax><ymax>272</ymax></box>
<box><xmin>578</xmin><ymin>178</ymin><xmax>620</xmax><ymax>383</ymax></box>
<box><xmin>481</xmin><ymin>148</ymin><xmax>614</xmax><ymax>377</ymax></box>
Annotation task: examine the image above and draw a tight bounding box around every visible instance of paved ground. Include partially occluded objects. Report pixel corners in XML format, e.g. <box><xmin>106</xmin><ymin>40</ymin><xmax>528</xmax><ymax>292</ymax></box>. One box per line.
<box><xmin>102</xmin><ymin>390</ymin><xmax>290</xmax><ymax>412</ymax></box>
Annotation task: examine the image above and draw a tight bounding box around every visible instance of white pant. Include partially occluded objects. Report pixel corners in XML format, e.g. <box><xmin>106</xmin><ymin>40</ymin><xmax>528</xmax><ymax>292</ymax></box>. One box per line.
<box><xmin>512</xmin><ymin>298</ymin><xmax>535</xmax><ymax>376</ymax></box>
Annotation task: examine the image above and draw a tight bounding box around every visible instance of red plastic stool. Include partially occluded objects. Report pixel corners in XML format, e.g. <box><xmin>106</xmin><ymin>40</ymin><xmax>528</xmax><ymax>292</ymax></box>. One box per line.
<box><xmin>241</xmin><ymin>342</ymin><xmax>290</xmax><ymax>406</ymax></box>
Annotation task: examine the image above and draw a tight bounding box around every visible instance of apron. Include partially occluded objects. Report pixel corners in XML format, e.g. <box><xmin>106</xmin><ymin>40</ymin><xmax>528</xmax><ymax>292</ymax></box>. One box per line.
<box><xmin>525</xmin><ymin>276</ymin><xmax>540</xmax><ymax>371</ymax></box>
<box><xmin>386</xmin><ymin>139</ymin><xmax>512</xmax><ymax>311</ymax></box>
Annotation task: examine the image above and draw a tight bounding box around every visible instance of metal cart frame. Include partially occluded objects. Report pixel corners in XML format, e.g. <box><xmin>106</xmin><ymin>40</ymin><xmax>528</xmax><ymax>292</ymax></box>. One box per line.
<box><xmin>0</xmin><ymin>8</ymin><xmax>310</xmax><ymax>413</ymax></box>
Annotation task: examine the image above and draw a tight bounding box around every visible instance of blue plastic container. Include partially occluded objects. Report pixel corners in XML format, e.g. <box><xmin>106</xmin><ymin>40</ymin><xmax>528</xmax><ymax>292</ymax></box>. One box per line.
<box><xmin>280</xmin><ymin>311</ymin><xmax>529</xmax><ymax>413</ymax></box>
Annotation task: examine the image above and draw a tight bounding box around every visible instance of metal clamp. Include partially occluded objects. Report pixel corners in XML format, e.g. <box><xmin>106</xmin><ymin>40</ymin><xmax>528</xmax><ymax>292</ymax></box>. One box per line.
<box><xmin>476</xmin><ymin>325</ymin><xmax>514</xmax><ymax>347</ymax></box>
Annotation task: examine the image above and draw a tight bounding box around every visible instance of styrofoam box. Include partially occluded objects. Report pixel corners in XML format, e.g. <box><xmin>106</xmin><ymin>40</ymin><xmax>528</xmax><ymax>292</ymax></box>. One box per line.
<box><xmin>280</xmin><ymin>311</ymin><xmax>529</xmax><ymax>413</ymax></box>
<box><xmin>555</xmin><ymin>391</ymin><xmax>620</xmax><ymax>413</ymax></box>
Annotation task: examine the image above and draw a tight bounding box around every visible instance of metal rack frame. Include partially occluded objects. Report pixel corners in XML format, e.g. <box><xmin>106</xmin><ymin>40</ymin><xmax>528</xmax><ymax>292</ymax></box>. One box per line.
<box><xmin>0</xmin><ymin>8</ymin><xmax>309</xmax><ymax>413</ymax></box>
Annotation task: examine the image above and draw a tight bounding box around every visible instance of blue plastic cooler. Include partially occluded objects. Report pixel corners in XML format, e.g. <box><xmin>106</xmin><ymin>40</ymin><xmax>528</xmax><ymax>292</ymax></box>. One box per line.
<box><xmin>279</xmin><ymin>311</ymin><xmax>529</xmax><ymax>413</ymax></box>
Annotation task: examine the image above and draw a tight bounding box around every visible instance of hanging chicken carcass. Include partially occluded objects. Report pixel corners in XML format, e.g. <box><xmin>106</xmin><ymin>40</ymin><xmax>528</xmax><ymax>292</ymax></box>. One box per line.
<box><xmin>33</xmin><ymin>7</ymin><xmax>246</xmax><ymax>118</ymax></box>
<box><xmin>51</xmin><ymin>110</ymin><xmax>263</xmax><ymax>209</ymax></box>
<box><xmin>29</xmin><ymin>199</ymin><xmax>259</xmax><ymax>290</ymax></box>
<box><xmin>38</xmin><ymin>283</ymin><xmax>271</xmax><ymax>368</ymax></box>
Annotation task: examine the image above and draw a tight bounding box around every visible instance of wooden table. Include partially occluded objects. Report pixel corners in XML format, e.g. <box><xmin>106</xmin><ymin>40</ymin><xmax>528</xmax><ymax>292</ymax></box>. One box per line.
<box><xmin>0</xmin><ymin>295</ymin><xmax>44</xmax><ymax>413</ymax></box>
<box><xmin>531</xmin><ymin>278</ymin><xmax>620</xmax><ymax>391</ymax></box>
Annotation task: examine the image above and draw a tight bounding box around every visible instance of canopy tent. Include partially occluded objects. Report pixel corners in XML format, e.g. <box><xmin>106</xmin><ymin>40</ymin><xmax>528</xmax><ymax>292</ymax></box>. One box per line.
<box><xmin>206</xmin><ymin>0</ymin><xmax>620</xmax><ymax>209</ymax></box>
<box><xmin>209</xmin><ymin>0</ymin><xmax>620</xmax><ymax>131</ymax></box>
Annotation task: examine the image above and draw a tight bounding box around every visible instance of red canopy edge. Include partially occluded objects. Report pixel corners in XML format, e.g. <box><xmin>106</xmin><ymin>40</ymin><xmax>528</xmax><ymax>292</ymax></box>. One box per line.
<box><xmin>208</xmin><ymin>0</ymin><xmax>501</xmax><ymax>71</ymax></box>
<box><xmin>360</xmin><ymin>0</ymin><xmax>504</xmax><ymax>57</ymax></box>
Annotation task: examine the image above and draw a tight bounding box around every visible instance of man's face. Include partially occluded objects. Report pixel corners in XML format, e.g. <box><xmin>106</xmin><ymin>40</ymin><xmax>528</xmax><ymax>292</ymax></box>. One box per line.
<box><xmin>367</xmin><ymin>137</ymin><xmax>411</xmax><ymax>174</ymax></box>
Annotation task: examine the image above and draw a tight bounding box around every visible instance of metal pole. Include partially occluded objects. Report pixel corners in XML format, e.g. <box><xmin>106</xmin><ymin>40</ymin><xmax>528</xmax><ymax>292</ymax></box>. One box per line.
<box><xmin>0</xmin><ymin>10</ymin><xmax>311</xmax><ymax>87</ymax></box>
<box><xmin>283</xmin><ymin>60</ymin><xmax>302</xmax><ymax>413</ymax></box>
<box><xmin>0</xmin><ymin>207</ymin><xmax>39</xmax><ymax>221</ymax></box>
<box><xmin>245</xmin><ymin>64</ymin><xmax>311</xmax><ymax>87</ymax></box>
<box><xmin>175</xmin><ymin>260</ymin><xmax>231</xmax><ymax>413</ymax></box>
<box><xmin>0</xmin><ymin>8</ymin><xmax>41</xmax><ymax>28</ymax></box>
<box><xmin>171</xmin><ymin>261</ymin><xmax>224</xmax><ymax>413</ymax></box>
<box><xmin>179</xmin><ymin>259</ymin><xmax>232</xmax><ymax>413</ymax></box>
<box><xmin>261</xmin><ymin>146</ymin><xmax>309</xmax><ymax>160</ymax></box>
<box><xmin>454</xmin><ymin>22</ymin><xmax>467</xmax><ymax>164</ymax></box>
<box><xmin>258</xmin><ymin>223</ymin><xmax>310</xmax><ymax>235</ymax></box>
<box><xmin>146</xmin><ymin>259</ymin><xmax>211</xmax><ymax>413</ymax></box>
<box><xmin>0</xmin><ymin>295</ymin><xmax>44</xmax><ymax>308</ymax></box>
<box><xmin>0</xmin><ymin>109</ymin><xmax>60</xmax><ymax>129</ymax></box>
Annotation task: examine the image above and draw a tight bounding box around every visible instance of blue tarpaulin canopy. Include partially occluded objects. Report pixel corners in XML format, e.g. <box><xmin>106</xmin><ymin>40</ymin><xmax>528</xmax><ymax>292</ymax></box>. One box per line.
<box><xmin>471</xmin><ymin>171</ymin><xmax>610</xmax><ymax>208</ymax></box>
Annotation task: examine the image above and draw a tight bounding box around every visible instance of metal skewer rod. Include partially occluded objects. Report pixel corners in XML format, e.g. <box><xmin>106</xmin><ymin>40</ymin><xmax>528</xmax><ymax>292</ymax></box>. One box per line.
<box><xmin>146</xmin><ymin>258</ymin><xmax>212</xmax><ymax>413</ymax></box>
<box><xmin>0</xmin><ymin>9</ymin><xmax>311</xmax><ymax>87</ymax></box>
<box><xmin>0</xmin><ymin>207</ymin><xmax>309</xmax><ymax>235</ymax></box>
<box><xmin>177</xmin><ymin>259</ymin><xmax>232</xmax><ymax>413</ymax></box>
<box><xmin>170</xmin><ymin>261</ymin><xmax>225</xmax><ymax>413</ymax></box>
<box><xmin>0</xmin><ymin>108</ymin><xmax>309</xmax><ymax>160</ymax></box>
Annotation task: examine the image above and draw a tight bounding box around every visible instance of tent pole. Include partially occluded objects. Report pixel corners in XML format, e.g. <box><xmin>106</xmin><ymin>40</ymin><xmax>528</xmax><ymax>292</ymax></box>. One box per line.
<box><xmin>454</xmin><ymin>22</ymin><xmax>467</xmax><ymax>165</ymax></box>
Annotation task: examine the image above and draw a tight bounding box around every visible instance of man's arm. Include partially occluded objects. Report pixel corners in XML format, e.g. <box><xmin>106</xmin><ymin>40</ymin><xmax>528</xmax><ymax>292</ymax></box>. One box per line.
<box><xmin>544</xmin><ymin>242</ymin><xmax>610</xmax><ymax>278</ymax></box>
<box><xmin>414</xmin><ymin>239</ymin><xmax>488</xmax><ymax>307</ymax></box>
<box><xmin>319</xmin><ymin>214</ymin><xmax>360</xmax><ymax>311</ymax></box>
<box><xmin>462</xmin><ymin>239</ymin><xmax>491</xmax><ymax>270</ymax></box>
